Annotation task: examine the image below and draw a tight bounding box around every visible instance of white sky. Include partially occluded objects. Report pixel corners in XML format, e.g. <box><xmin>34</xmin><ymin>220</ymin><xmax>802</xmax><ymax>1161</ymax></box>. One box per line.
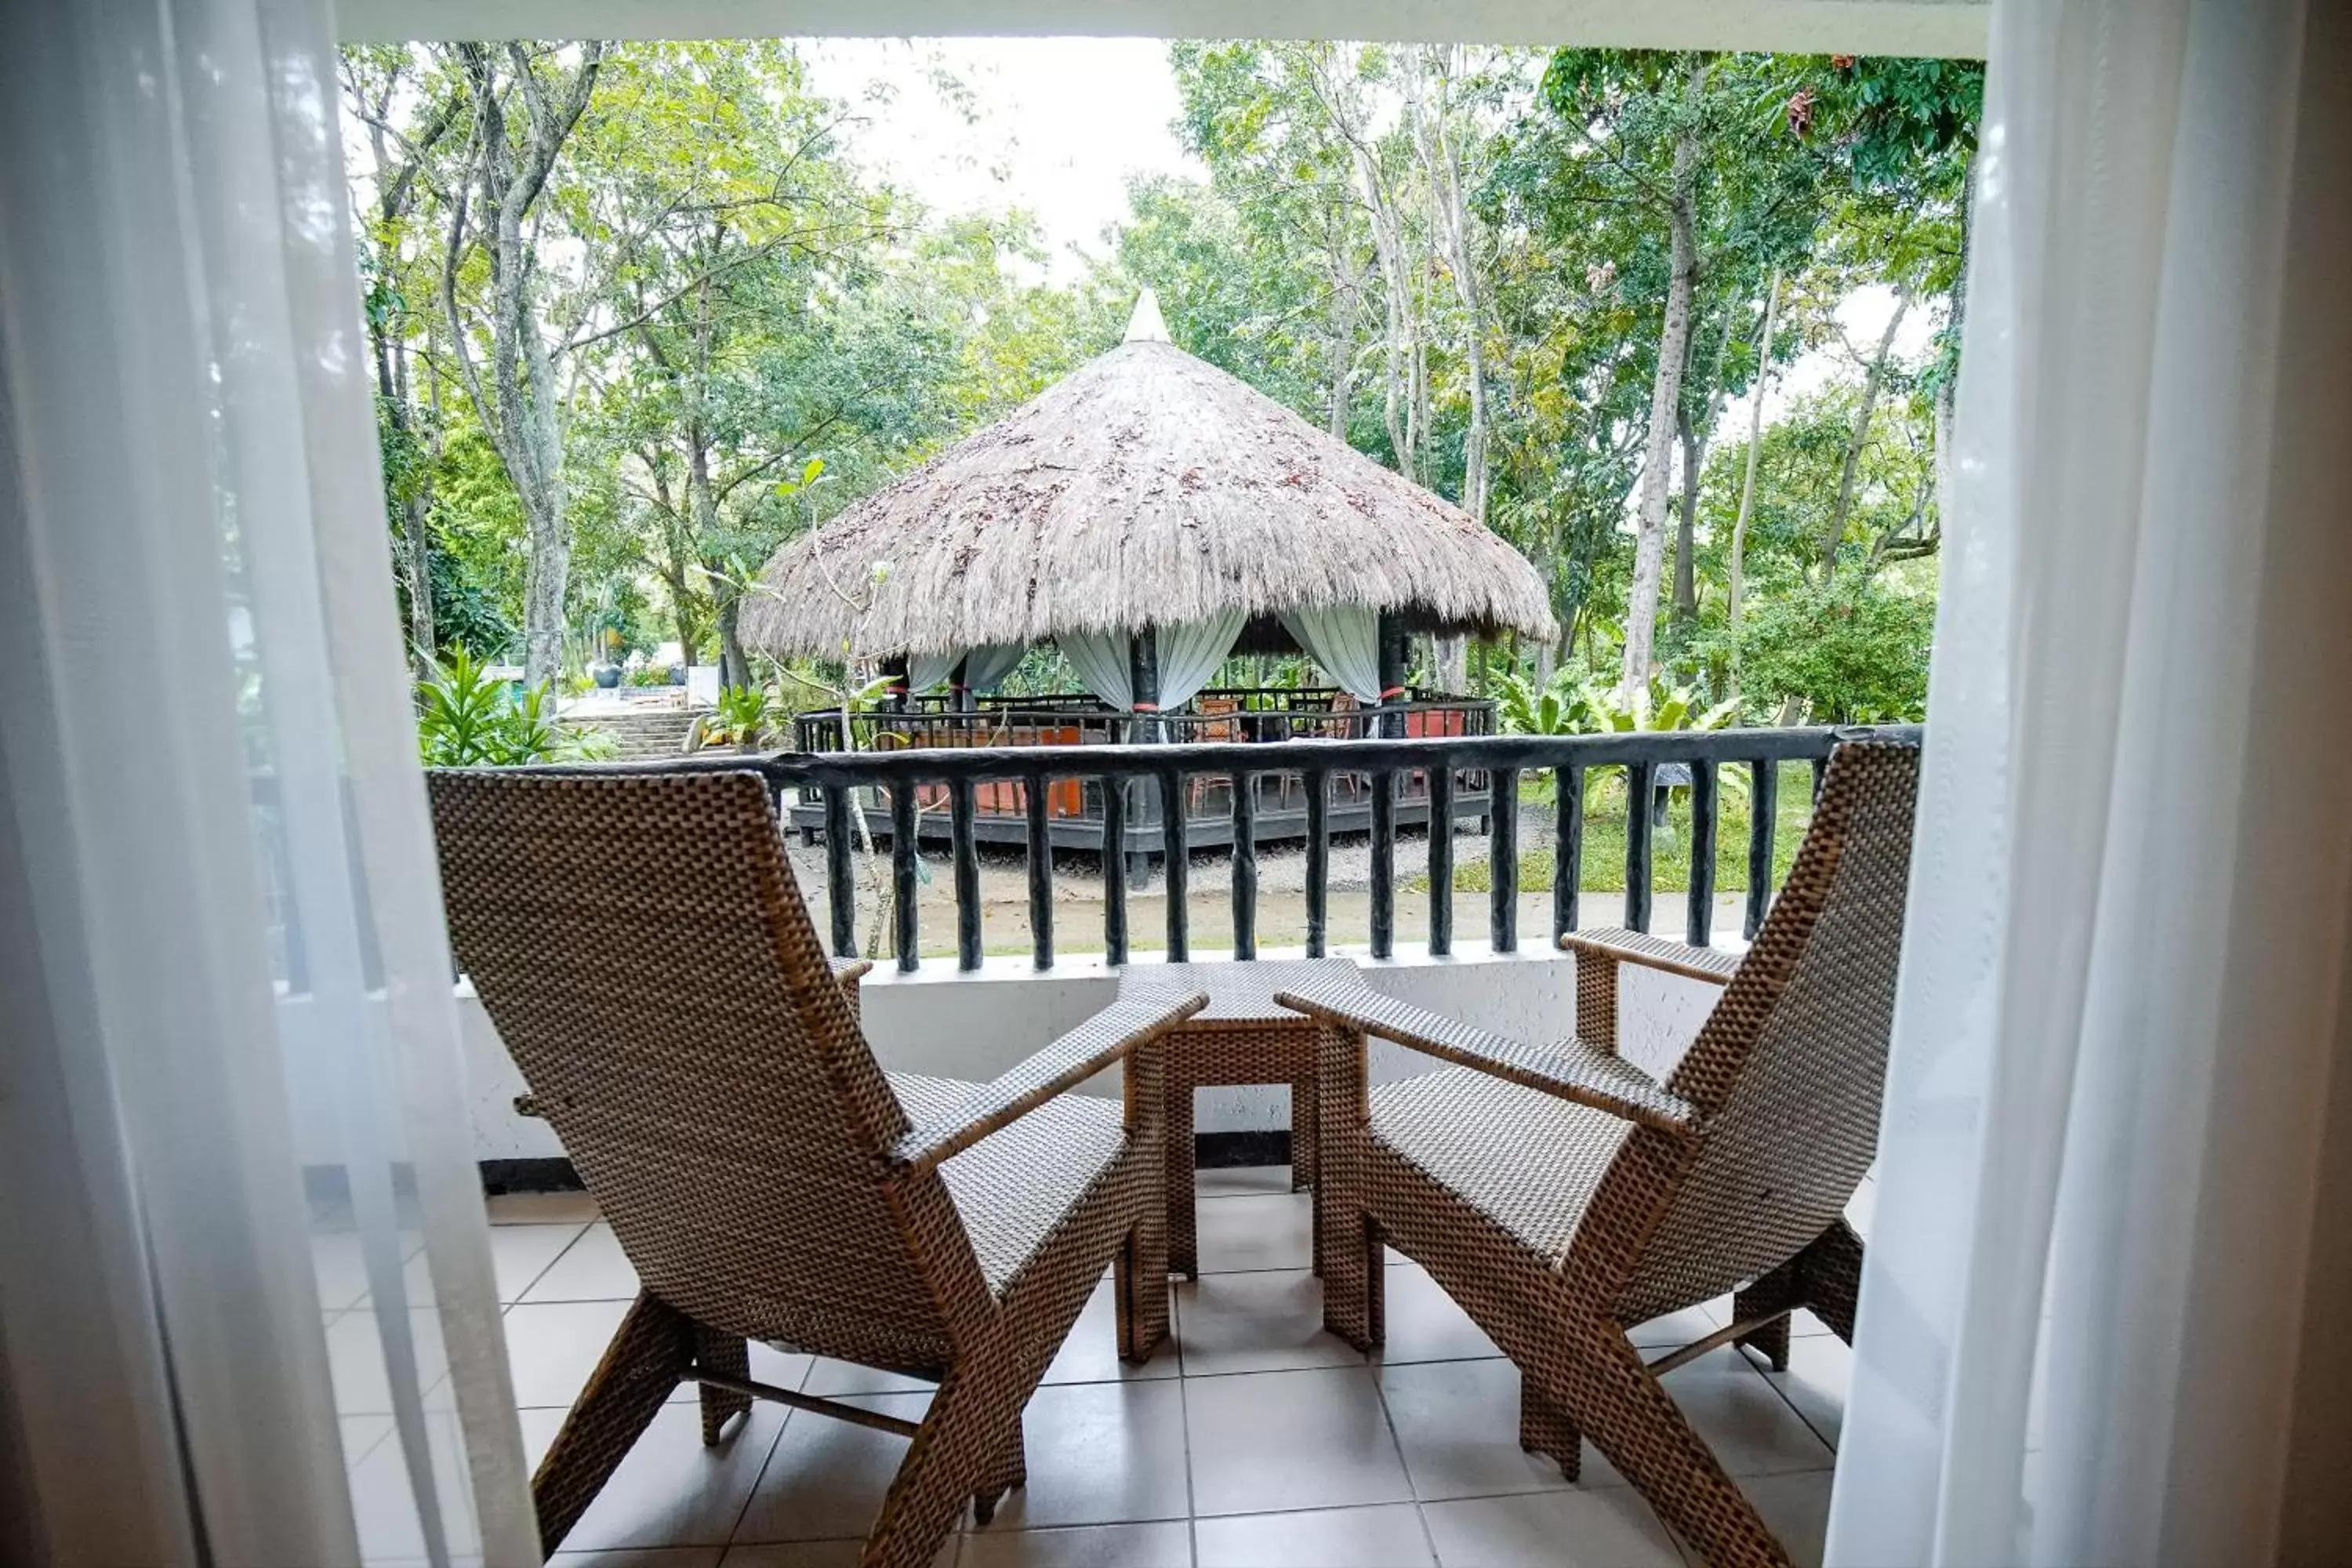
<box><xmin>800</xmin><ymin>38</ymin><xmax>1205</xmax><ymax>276</ymax></box>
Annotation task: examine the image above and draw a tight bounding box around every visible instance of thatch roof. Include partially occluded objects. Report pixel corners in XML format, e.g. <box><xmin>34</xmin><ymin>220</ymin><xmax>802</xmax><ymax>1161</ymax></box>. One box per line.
<box><xmin>742</xmin><ymin>299</ymin><xmax>1556</xmax><ymax>662</ymax></box>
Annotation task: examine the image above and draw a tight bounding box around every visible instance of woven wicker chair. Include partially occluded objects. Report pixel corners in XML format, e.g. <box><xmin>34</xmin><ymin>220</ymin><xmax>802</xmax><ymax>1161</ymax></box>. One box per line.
<box><xmin>427</xmin><ymin>769</ymin><xmax>1205</xmax><ymax>1568</ymax></box>
<box><xmin>1279</xmin><ymin>740</ymin><xmax>1918</xmax><ymax>1568</ymax></box>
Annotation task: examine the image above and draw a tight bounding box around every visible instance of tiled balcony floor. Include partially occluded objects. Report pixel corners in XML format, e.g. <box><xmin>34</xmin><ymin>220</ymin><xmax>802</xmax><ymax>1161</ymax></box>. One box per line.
<box><xmin>334</xmin><ymin>1169</ymin><xmax>1867</xmax><ymax>1567</ymax></box>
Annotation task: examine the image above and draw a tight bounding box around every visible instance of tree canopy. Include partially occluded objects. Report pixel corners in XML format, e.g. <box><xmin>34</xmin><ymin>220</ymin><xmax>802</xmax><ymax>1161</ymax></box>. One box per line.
<box><xmin>346</xmin><ymin>39</ymin><xmax>1975</xmax><ymax>726</ymax></box>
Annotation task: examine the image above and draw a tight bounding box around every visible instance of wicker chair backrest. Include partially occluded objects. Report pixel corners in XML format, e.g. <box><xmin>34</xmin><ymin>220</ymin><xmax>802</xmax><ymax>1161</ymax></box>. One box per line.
<box><xmin>1615</xmin><ymin>742</ymin><xmax>1919</xmax><ymax>1326</ymax></box>
<box><xmin>428</xmin><ymin>769</ymin><xmax>959</xmax><ymax>1361</ymax></box>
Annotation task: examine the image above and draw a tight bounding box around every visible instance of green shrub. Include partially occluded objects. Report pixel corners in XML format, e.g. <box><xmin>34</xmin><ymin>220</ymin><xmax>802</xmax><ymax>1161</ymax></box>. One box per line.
<box><xmin>416</xmin><ymin>647</ymin><xmax>602</xmax><ymax>766</ymax></box>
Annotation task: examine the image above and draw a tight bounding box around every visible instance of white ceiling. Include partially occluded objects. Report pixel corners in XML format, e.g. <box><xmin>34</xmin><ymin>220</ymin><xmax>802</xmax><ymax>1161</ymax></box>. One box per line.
<box><xmin>338</xmin><ymin>0</ymin><xmax>1988</xmax><ymax>58</ymax></box>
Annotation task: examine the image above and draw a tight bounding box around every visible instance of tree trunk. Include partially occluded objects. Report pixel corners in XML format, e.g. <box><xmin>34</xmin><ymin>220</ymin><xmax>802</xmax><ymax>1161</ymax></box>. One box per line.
<box><xmin>443</xmin><ymin>42</ymin><xmax>603</xmax><ymax>691</ymax></box>
<box><xmin>1324</xmin><ymin>208</ymin><xmax>1364</xmax><ymax>439</ymax></box>
<box><xmin>1410</xmin><ymin>48</ymin><xmax>1491</xmax><ymax>528</ymax></box>
<box><xmin>1729</xmin><ymin>267</ymin><xmax>1782</xmax><ymax>699</ymax></box>
<box><xmin>1617</xmin><ymin>60</ymin><xmax>1704</xmax><ymax>699</ymax></box>
<box><xmin>1672</xmin><ymin>405</ymin><xmax>1700</xmax><ymax>628</ymax></box>
<box><xmin>1820</xmin><ymin>284</ymin><xmax>1913</xmax><ymax>586</ymax></box>
<box><xmin>716</xmin><ymin>591</ymin><xmax>750</xmax><ymax>690</ymax></box>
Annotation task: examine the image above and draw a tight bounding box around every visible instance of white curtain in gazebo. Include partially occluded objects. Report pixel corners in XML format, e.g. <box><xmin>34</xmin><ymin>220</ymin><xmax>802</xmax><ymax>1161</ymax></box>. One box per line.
<box><xmin>1055</xmin><ymin>627</ymin><xmax>1133</xmax><ymax>709</ymax></box>
<box><xmin>909</xmin><ymin>642</ymin><xmax>1026</xmax><ymax>695</ymax></box>
<box><xmin>1154</xmin><ymin>608</ymin><xmax>1247</xmax><ymax>710</ymax></box>
<box><xmin>1280</xmin><ymin>604</ymin><xmax>1385</xmax><ymax>703</ymax></box>
<box><xmin>1058</xmin><ymin>611</ymin><xmax>1245</xmax><ymax>710</ymax></box>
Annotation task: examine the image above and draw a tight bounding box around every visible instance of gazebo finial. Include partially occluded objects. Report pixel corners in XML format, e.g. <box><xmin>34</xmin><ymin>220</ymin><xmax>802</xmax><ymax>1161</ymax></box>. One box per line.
<box><xmin>1123</xmin><ymin>289</ymin><xmax>1171</xmax><ymax>344</ymax></box>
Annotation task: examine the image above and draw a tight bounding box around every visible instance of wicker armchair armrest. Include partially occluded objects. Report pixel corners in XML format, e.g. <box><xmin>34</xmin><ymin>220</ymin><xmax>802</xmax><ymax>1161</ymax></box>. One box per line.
<box><xmin>1559</xmin><ymin>927</ymin><xmax>1741</xmax><ymax>985</ymax></box>
<box><xmin>1275</xmin><ymin>975</ymin><xmax>1697</xmax><ymax>1136</ymax></box>
<box><xmin>891</xmin><ymin>985</ymin><xmax>1208</xmax><ymax>1173</ymax></box>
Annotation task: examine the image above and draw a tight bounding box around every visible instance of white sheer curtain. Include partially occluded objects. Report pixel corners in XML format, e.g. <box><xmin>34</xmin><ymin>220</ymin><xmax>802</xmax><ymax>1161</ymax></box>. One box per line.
<box><xmin>1154</xmin><ymin>608</ymin><xmax>1247</xmax><ymax>710</ymax></box>
<box><xmin>1831</xmin><ymin>2</ymin><xmax>2352</xmax><ymax>1563</ymax></box>
<box><xmin>0</xmin><ymin>2</ymin><xmax>533</xmax><ymax>1565</ymax></box>
<box><xmin>909</xmin><ymin>642</ymin><xmax>1027</xmax><ymax>694</ymax></box>
<box><xmin>1279</xmin><ymin>604</ymin><xmax>1384</xmax><ymax>702</ymax></box>
<box><xmin>1055</xmin><ymin>626</ymin><xmax>1134</xmax><ymax>709</ymax></box>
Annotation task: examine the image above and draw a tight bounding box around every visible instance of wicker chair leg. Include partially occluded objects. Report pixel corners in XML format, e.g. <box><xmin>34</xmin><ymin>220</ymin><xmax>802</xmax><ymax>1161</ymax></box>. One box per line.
<box><xmin>1568</xmin><ymin>1331</ymin><xmax>1791</xmax><ymax>1568</ymax></box>
<box><xmin>1732</xmin><ymin>1260</ymin><xmax>1798</xmax><ymax>1373</ymax></box>
<box><xmin>1517</xmin><ymin>1377</ymin><xmax>1581</xmax><ymax>1481</ymax></box>
<box><xmin>1319</xmin><ymin>1212</ymin><xmax>1385</xmax><ymax>1352</ymax></box>
<box><xmin>971</xmin><ymin>1417</ymin><xmax>1027</xmax><ymax>1525</ymax></box>
<box><xmin>1166</xmin><ymin>1076</ymin><xmax>1200</xmax><ymax>1279</ymax></box>
<box><xmin>865</xmin><ymin>1370</ymin><xmax>1012</xmax><ymax>1568</ymax></box>
<box><xmin>532</xmin><ymin>1293</ymin><xmax>694</xmax><ymax>1555</ymax></box>
<box><xmin>1290</xmin><ymin>1069</ymin><xmax>1320</xmax><ymax>1191</ymax></box>
<box><xmin>1795</xmin><ymin>1220</ymin><xmax>1865</xmax><ymax>1345</ymax></box>
<box><xmin>1116</xmin><ymin>1219</ymin><xmax>1171</xmax><ymax>1363</ymax></box>
<box><xmin>693</xmin><ymin>1323</ymin><xmax>752</xmax><ymax>1443</ymax></box>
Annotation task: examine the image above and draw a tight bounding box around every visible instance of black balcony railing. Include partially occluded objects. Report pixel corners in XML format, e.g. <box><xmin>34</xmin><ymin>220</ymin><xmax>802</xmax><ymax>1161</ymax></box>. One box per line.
<box><xmin>555</xmin><ymin>724</ymin><xmax>1920</xmax><ymax>976</ymax></box>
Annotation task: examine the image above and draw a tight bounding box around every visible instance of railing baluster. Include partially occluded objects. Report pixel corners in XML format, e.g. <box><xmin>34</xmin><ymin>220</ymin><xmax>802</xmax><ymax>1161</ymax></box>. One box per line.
<box><xmin>1102</xmin><ymin>776</ymin><xmax>1127</xmax><ymax>967</ymax></box>
<box><xmin>1305</xmin><ymin>768</ymin><xmax>1330</xmax><ymax>959</ymax></box>
<box><xmin>1231</xmin><ymin>770</ymin><xmax>1258</xmax><ymax>959</ymax></box>
<box><xmin>1427</xmin><ymin>764</ymin><xmax>1454</xmax><ymax>956</ymax></box>
<box><xmin>1025</xmin><ymin>771</ymin><xmax>1051</xmax><ymax>970</ymax></box>
<box><xmin>1159</xmin><ymin>765</ymin><xmax>1188</xmax><ymax>961</ymax></box>
<box><xmin>824</xmin><ymin>783</ymin><xmax>856</xmax><ymax>957</ymax></box>
<box><xmin>1624</xmin><ymin>760</ymin><xmax>1655</xmax><ymax>933</ymax></box>
<box><xmin>1370</xmin><ymin>768</ymin><xmax>1396</xmax><ymax>960</ymax></box>
<box><xmin>1745</xmin><ymin>758</ymin><xmax>1778</xmax><ymax>939</ymax></box>
<box><xmin>1686</xmin><ymin>760</ymin><xmax>1718</xmax><ymax>947</ymax></box>
<box><xmin>1555</xmin><ymin>764</ymin><xmax>1583</xmax><ymax>942</ymax></box>
<box><xmin>950</xmin><ymin>779</ymin><xmax>981</xmax><ymax>972</ymax></box>
<box><xmin>889</xmin><ymin>782</ymin><xmax>918</xmax><ymax>973</ymax></box>
<box><xmin>1490</xmin><ymin>767</ymin><xmax>1519</xmax><ymax>953</ymax></box>
<box><xmin>1813</xmin><ymin>753</ymin><xmax>1830</xmax><ymax>802</ymax></box>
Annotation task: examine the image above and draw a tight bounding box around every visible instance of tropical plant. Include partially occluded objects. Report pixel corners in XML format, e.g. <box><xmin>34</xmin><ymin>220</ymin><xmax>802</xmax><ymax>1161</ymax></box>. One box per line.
<box><xmin>1494</xmin><ymin>666</ymin><xmax>1598</xmax><ymax>735</ymax></box>
<box><xmin>415</xmin><ymin>646</ymin><xmax>597</xmax><ymax>765</ymax></box>
<box><xmin>1586</xmin><ymin>677</ymin><xmax>1740</xmax><ymax>735</ymax></box>
<box><xmin>706</xmin><ymin>683</ymin><xmax>776</xmax><ymax>750</ymax></box>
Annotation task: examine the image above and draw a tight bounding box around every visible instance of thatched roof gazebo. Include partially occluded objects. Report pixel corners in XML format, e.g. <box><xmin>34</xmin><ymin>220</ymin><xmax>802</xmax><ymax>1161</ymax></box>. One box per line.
<box><xmin>744</xmin><ymin>293</ymin><xmax>1554</xmax><ymax>717</ymax></box>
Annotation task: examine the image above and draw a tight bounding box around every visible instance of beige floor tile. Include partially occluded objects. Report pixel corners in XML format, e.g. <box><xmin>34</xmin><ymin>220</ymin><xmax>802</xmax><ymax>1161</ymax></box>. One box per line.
<box><xmin>549</xmin><ymin>1550</ymin><xmax>727</xmax><ymax>1567</ymax></box>
<box><xmin>961</xmin><ymin>1520</ymin><xmax>1190</xmax><ymax>1567</ymax></box>
<box><xmin>522</xmin><ymin>1223</ymin><xmax>642</xmax><ymax>1302</ymax></box>
<box><xmin>507</xmin><ymin>1301</ymin><xmax>814</xmax><ymax>1417</ymax></box>
<box><xmin>718</xmin><ymin>1539</ymin><xmax>956</xmax><ymax>1567</ymax></box>
<box><xmin>1193</xmin><ymin>1502</ymin><xmax>1434</xmax><ymax>1567</ymax></box>
<box><xmin>347</xmin><ymin>1410</ymin><xmax>480</xmax><ymax>1563</ymax></box>
<box><xmin>491</xmin><ymin>1189</ymin><xmax>603</xmax><ymax>1225</ymax></box>
<box><xmin>1193</xmin><ymin>1192</ymin><xmax>1313</xmax><ymax>1274</ymax></box>
<box><xmin>310</xmin><ymin>1227</ymin><xmax>426</xmax><ymax>1315</ymax></box>
<box><xmin>521</xmin><ymin>1403</ymin><xmax>786</xmax><ymax>1552</ymax></box>
<box><xmin>1196</xmin><ymin>1164</ymin><xmax>1292</xmax><ymax>1198</ymax></box>
<box><xmin>339</xmin><ymin>1414</ymin><xmax>394</xmax><ymax>1472</ymax></box>
<box><xmin>506</xmin><ymin>1300</ymin><xmax>637</xmax><ymax>1410</ymax></box>
<box><xmin>1421</xmin><ymin>1489</ymin><xmax>1683</xmax><ymax>1568</ymax></box>
<box><xmin>1184</xmin><ymin>1365</ymin><xmax>1410</xmax><ymax>1517</ymax></box>
<box><xmin>1627</xmin><ymin>1300</ymin><xmax>1723</xmax><ymax>1351</ymax></box>
<box><xmin>1655</xmin><ymin>1348</ymin><xmax>1835</xmax><ymax>1478</ymax></box>
<box><xmin>1039</xmin><ymin>1274</ymin><xmax>1180</xmax><ymax>1386</ymax></box>
<box><xmin>1751</xmin><ymin>1335</ymin><xmax>1849</xmax><ymax>1451</ymax></box>
<box><xmin>403</xmin><ymin>1221</ymin><xmax>588</xmax><ymax>1307</ymax></box>
<box><xmin>800</xmin><ymin>1359</ymin><xmax>937</xmax><ymax>1398</ymax></box>
<box><xmin>1174</xmin><ymin>1270</ymin><xmax>1363</xmax><ymax>1377</ymax></box>
<box><xmin>1375</xmin><ymin>1264</ymin><xmax>1500</xmax><ymax>1366</ymax></box>
<box><xmin>1380</xmin><ymin>1359</ymin><xmax>1624</xmax><ymax>1501</ymax></box>
<box><xmin>971</xmin><ymin>1379</ymin><xmax>1189</xmax><ymax>1530</ymax></box>
<box><xmin>1740</xmin><ymin>1471</ymin><xmax>1835</xmax><ymax>1568</ymax></box>
<box><xmin>731</xmin><ymin>1391</ymin><xmax>932</xmax><ymax>1544</ymax></box>
<box><xmin>326</xmin><ymin>1308</ymin><xmax>451</xmax><ymax>1416</ymax></box>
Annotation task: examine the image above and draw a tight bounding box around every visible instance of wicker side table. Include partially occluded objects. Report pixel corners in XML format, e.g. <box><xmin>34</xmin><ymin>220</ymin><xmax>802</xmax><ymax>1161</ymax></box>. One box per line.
<box><xmin>1125</xmin><ymin>958</ymin><xmax>1358</xmax><ymax>1279</ymax></box>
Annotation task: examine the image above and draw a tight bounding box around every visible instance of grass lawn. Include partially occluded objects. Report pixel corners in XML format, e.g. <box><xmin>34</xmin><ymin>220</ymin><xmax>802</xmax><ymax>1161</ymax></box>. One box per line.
<box><xmin>1416</xmin><ymin>760</ymin><xmax>1821</xmax><ymax>895</ymax></box>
